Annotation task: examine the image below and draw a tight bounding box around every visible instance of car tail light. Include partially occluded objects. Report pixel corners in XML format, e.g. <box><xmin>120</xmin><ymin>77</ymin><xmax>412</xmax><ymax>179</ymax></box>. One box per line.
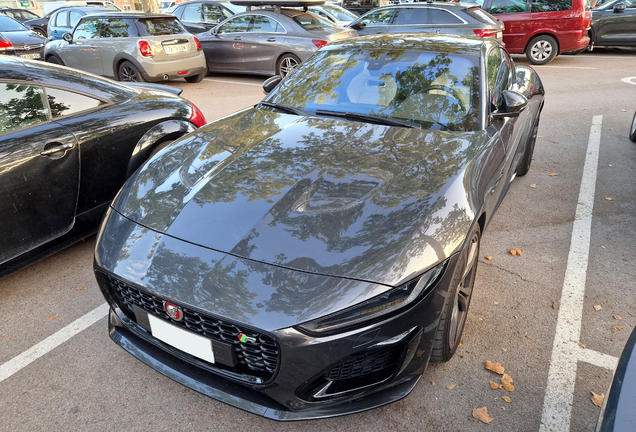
<box><xmin>0</xmin><ymin>39</ymin><xmax>13</xmax><ymax>52</ymax></box>
<box><xmin>189</xmin><ymin>101</ymin><xmax>206</xmax><ymax>127</ymax></box>
<box><xmin>473</xmin><ymin>29</ymin><xmax>499</xmax><ymax>38</ymax></box>
<box><xmin>193</xmin><ymin>36</ymin><xmax>202</xmax><ymax>51</ymax></box>
<box><xmin>138</xmin><ymin>40</ymin><xmax>154</xmax><ymax>57</ymax></box>
<box><xmin>312</xmin><ymin>39</ymin><xmax>329</xmax><ymax>49</ymax></box>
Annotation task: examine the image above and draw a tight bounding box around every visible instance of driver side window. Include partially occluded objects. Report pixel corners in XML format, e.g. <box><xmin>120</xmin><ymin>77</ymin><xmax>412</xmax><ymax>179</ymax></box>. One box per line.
<box><xmin>361</xmin><ymin>8</ymin><xmax>395</xmax><ymax>26</ymax></box>
<box><xmin>74</xmin><ymin>18</ymin><xmax>101</xmax><ymax>39</ymax></box>
<box><xmin>0</xmin><ymin>83</ymin><xmax>50</xmax><ymax>135</ymax></box>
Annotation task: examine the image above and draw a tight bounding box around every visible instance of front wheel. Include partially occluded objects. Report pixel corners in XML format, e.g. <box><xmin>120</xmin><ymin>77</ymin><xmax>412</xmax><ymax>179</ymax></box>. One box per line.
<box><xmin>630</xmin><ymin>111</ymin><xmax>636</xmax><ymax>143</ymax></box>
<box><xmin>525</xmin><ymin>35</ymin><xmax>558</xmax><ymax>65</ymax></box>
<box><xmin>46</xmin><ymin>54</ymin><xmax>64</xmax><ymax>66</ymax></box>
<box><xmin>118</xmin><ymin>60</ymin><xmax>145</xmax><ymax>82</ymax></box>
<box><xmin>430</xmin><ymin>227</ymin><xmax>481</xmax><ymax>362</ymax></box>
<box><xmin>33</xmin><ymin>28</ymin><xmax>47</xmax><ymax>37</ymax></box>
<box><xmin>276</xmin><ymin>54</ymin><xmax>300</xmax><ymax>78</ymax></box>
<box><xmin>516</xmin><ymin>115</ymin><xmax>540</xmax><ymax>176</ymax></box>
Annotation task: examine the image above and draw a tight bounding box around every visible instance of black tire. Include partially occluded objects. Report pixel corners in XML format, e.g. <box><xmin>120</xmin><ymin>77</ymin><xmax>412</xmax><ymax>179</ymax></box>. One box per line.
<box><xmin>46</xmin><ymin>54</ymin><xmax>64</xmax><ymax>66</ymax></box>
<box><xmin>516</xmin><ymin>115</ymin><xmax>540</xmax><ymax>176</ymax></box>
<box><xmin>430</xmin><ymin>226</ymin><xmax>481</xmax><ymax>362</ymax></box>
<box><xmin>630</xmin><ymin>111</ymin><xmax>636</xmax><ymax>143</ymax></box>
<box><xmin>118</xmin><ymin>60</ymin><xmax>145</xmax><ymax>82</ymax></box>
<box><xmin>184</xmin><ymin>72</ymin><xmax>206</xmax><ymax>83</ymax></box>
<box><xmin>525</xmin><ymin>35</ymin><xmax>558</xmax><ymax>65</ymax></box>
<box><xmin>276</xmin><ymin>53</ymin><xmax>301</xmax><ymax>78</ymax></box>
<box><xmin>33</xmin><ymin>27</ymin><xmax>47</xmax><ymax>37</ymax></box>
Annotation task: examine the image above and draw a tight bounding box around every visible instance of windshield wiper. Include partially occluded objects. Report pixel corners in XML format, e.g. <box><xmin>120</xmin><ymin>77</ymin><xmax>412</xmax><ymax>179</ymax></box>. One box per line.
<box><xmin>315</xmin><ymin>110</ymin><xmax>421</xmax><ymax>129</ymax></box>
<box><xmin>258</xmin><ymin>102</ymin><xmax>308</xmax><ymax>116</ymax></box>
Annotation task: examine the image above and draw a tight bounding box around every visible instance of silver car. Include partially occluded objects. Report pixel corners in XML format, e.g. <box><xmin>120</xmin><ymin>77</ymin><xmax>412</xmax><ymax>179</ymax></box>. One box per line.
<box><xmin>45</xmin><ymin>12</ymin><xmax>208</xmax><ymax>83</ymax></box>
<box><xmin>197</xmin><ymin>8</ymin><xmax>356</xmax><ymax>77</ymax></box>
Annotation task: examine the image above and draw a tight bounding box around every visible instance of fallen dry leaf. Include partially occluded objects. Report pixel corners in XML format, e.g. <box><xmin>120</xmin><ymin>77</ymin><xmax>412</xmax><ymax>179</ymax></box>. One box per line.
<box><xmin>502</xmin><ymin>396</ymin><xmax>512</xmax><ymax>403</ymax></box>
<box><xmin>494</xmin><ymin>302</ymin><xmax>499</xmax><ymax>305</ymax></box>
<box><xmin>48</xmin><ymin>314</ymin><xmax>58</xmax><ymax>321</ymax></box>
<box><xmin>485</xmin><ymin>255</ymin><xmax>493</xmax><ymax>261</ymax></box>
<box><xmin>509</xmin><ymin>248</ymin><xmax>523</xmax><ymax>257</ymax></box>
<box><xmin>612</xmin><ymin>324</ymin><xmax>624</xmax><ymax>333</ymax></box>
<box><xmin>529</xmin><ymin>184</ymin><xmax>537</xmax><ymax>188</ymax></box>
<box><xmin>579</xmin><ymin>342</ymin><xmax>587</xmax><ymax>349</ymax></box>
<box><xmin>605</xmin><ymin>197</ymin><xmax>613</xmax><ymax>201</ymax></box>
<box><xmin>447</xmin><ymin>384</ymin><xmax>457</xmax><ymax>390</ymax></box>
<box><xmin>501</xmin><ymin>374</ymin><xmax>515</xmax><ymax>392</ymax></box>
<box><xmin>76</xmin><ymin>285</ymin><xmax>87</xmax><ymax>291</ymax></box>
<box><xmin>485</xmin><ymin>361</ymin><xmax>505</xmax><ymax>375</ymax></box>
<box><xmin>591</xmin><ymin>392</ymin><xmax>605</xmax><ymax>407</ymax></box>
<box><xmin>502</xmin><ymin>348</ymin><xmax>508</xmax><ymax>352</ymax></box>
<box><xmin>609</xmin><ymin>128</ymin><xmax>614</xmax><ymax>131</ymax></box>
<box><xmin>614</xmin><ymin>315</ymin><xmax>623</xmax><ymax>320</ymax></box>
<box><xmin>431</xmin><ymin>381</ymin><xmax>436</xmax><ymax>386</ymax></box>
<box><xmin>490</xmin><ymin>381</ymin><xmax>503</xmax><ymax>390</ymax></box>
<box><xmin>548</xmin><ymin>173</ymin><xmax>558</xmax><ymax>176</ymax></box>
<box><xmin>578</xmin><ymin>202</ymin><xmax>585</xmax><ymax>205</ymax></box>
<box><xmin>594</xmin><ymin>305</ymin><xmax>602</xmax><ymax>312</ymax></box>
<box><xmin>472</xmin><ymin>407</ymin><xmax>494</xmax><ymax>425</ymax></box>
<box><xmin>7</xmin><ymin>336</ymin><xmax>12</xmax><ymax>340</ymax></box>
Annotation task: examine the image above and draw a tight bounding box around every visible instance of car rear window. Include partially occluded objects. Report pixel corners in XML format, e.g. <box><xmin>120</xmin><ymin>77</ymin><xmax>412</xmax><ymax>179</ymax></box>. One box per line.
<box><xmin>0</xmin><ymin>15</ymin><xmax>28</xmax><ymax>31</ymax></box>
<box><xmin>292</xmin><ymin>12</ymin><xmax>335</xmax><ymax>30</ymax></box>
<box><xmin>468</xmin><ymin>7</ymin><xmax>498</xmax><ymax>25</ymax></box>
<box><xmin>136</xmin><ymin>17</ymin><xmax>187</xmax><ymax>35</ymax></box>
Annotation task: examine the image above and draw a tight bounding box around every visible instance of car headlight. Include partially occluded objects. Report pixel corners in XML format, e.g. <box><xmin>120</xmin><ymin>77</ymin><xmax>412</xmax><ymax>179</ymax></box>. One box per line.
<box><xmin>297</xmin><ymin>261</ymin><xmax>447</xmax><ymax>335</ymax></box>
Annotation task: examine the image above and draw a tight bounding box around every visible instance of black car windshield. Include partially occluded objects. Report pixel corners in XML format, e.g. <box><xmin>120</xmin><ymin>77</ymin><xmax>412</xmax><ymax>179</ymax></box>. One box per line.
<box><xmin>0</xmin><ymin>15</ymin><xmax>29</xmax><ymax>32</ymax></box>
<box><xmin>136</xmin><ymin>17</ymin><xmax>187</xmax><ymax>35</ymax></box>
<box><xmin>266</xmin><ymin>49</ymin><xmax>480</xmax><ymax>131</ymax></box>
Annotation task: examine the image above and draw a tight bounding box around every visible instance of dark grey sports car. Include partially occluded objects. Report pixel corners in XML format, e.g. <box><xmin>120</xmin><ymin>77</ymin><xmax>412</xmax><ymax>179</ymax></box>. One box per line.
<box><xmin>590</xmin><ymin>0</ymin><xmax>636</xmax><ymax>49</ymax></box>
<box><xmin>94</xmin><ymin>34</ymin><xmax>544</xmax><ymax>420</ymax></box>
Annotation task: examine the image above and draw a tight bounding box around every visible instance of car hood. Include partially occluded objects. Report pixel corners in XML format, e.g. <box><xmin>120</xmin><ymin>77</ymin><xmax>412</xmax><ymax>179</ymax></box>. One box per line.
<box><xmin>112</xmin><ymin>108</ymin><xmax>480</xmax><ymax>287</ymax></box>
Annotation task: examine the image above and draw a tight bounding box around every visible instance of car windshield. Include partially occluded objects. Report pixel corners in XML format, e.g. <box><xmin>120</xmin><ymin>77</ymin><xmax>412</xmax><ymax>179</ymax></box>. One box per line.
<box><xmin>291</xmin><ymin>12</ymin><xmax>336</xmax><ymax>30</ymax></box>
<box><xmin>0</xmin><ymin>15</ymin><xmax>29</xmax><ymax>31</ymax></box>
<box><xmin>136</xmin><ymin>17</ymin><xmax>186</xmax><ymax>35</ymax></box>
<box><xmin>323</xmin><ymin>5</ymin><xmax>358</xmax><ymax>20</ymax></box>
<box><xmin>266</xmin><ymin>49</ymin><xmax>480</xmax><ymax>131</ymax></box>
<box><xmin>221</xmin><ymin>2</ymin><xmax>247</xmax><ymax>14</ymax></box>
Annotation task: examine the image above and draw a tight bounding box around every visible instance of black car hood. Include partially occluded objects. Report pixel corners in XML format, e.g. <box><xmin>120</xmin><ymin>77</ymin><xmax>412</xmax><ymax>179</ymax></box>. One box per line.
<box><xmin>113</xmin><ymin>108</ymin><xmax>480</xmax><ymax>287</ymax></box>
<box><xmin>1</xmin><ymin>30</ymin><xmax>45</xmax><ymax>46</ymax></box>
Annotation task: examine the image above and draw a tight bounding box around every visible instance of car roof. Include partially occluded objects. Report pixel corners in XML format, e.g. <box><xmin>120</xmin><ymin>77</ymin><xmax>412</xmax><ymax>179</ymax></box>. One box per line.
<box><xmin>79</xmin><ymin>11</ymin><xmax>179</xmax><ymax>18</ymax></box>
<box><xmin>376</xmin><ymin>2</ymin><xmax>477</xmax><ymax>10</ymax></box>
<box><xmin>324</xmin><ymin>33</ymin><xmax>489</xmax><ymax>55</ymax></box>
<box><xmin>52</xmin><ymin>6</ymin><xmax>112</xmax><ymax>13</ymax></box>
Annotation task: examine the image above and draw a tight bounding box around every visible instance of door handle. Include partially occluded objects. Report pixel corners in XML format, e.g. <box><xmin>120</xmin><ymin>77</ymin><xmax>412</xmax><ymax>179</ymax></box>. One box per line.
<box><xmin>233</xmin><ymin>36</ymin><xmax>242</xmax><ymax>40</ymax></box>
<box><xmin>267</xmin><ymin>37</ymin><xmax>276</xmax><ymax>42</ymax></box>
<box><xmin>40</xmin><ymin>143</ymin><xmax>74</xmax><ymax>157</ymax></box>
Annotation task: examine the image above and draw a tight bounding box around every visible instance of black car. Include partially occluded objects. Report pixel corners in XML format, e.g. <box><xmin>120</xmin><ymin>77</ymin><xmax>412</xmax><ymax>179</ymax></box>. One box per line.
<box><xmin>0</xmin><ymin>7</ymin><xmax>40</xmax><ymax>23</ymax></box>
<box><xmin>590</xmin><ymin>0</ymin><xmax>636</xmax><ymax>49</ymax></box>
<box><xmin>170</xmin><ymin>0</ymin><xmax>246</xmax><ymax>33</ymax></box>
<box><xmin>22</xmin><ymin>9</ymin><xmax>54</xmax><ymax>37</ymax></box>
<box><xmin>94</xmin><ymin>34</ymin><xmax>544</xmax><ymax>419</ymax></box>
<box><xmin>0</xmin><ymin>56</ymin><xmax>206</xmax><ymax>278</ymax></box>
<box><xmin>347</xmin><ymin>2</ymin><xmax>504</xmax><ymax>44</ymax></box>
<box><xmin>0</xmin><ymin>15</ymin><xmax>45</xmax><ymax>60</ymax></box>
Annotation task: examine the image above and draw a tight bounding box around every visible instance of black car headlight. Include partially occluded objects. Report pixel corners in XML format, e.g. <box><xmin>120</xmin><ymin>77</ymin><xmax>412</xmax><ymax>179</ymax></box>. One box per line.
<box><xmin>297</xmin><ymin>261</ymin><xmax>447</xmax><ymax>335</ymax></box>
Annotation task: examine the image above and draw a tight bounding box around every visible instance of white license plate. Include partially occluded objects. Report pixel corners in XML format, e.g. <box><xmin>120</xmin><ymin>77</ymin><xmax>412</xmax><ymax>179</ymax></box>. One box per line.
<box><xmin>164</xmin><ymin>44</ymin><xmax>188</xmax><ymax>54</ymax></box>
<box><xmin>148</xmin><ymin>314</ymin><xmax>215</xmax><ymax>363</ymax></box>
<box><xmin>20</xmin><ymin>53</ymin><xmax>41</xmax><ymax>59</ymax></box>
<box><xmin>497</xmin><ymin>31</ymin><xmax>503</xmax><ymax>39</ymax></box>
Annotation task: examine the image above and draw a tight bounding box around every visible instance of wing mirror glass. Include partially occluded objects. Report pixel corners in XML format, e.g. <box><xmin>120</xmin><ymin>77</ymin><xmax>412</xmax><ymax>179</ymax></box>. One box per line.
<box><xmin>63</xmin><ymin>33</ymin><xmax>73</xmax><ymax>42</ymax></box>
<box><xmin>613</xmin><ymin>2</ymin><xmax>626</xmax><ymax>11</ymax></box>
<box><xmin>262</xmin><ymin>75</ymin><xmax>282</xmax><ymax>94</ymax></box>
<box><xmin>349</xmin><ymin>21</ymin><xmax>366</xmax><ymax>30</ymax></box>
<box><xmin>492</xmin><ymin>90</ymin><xmax>528</xmax><ymax>119</ymax></box>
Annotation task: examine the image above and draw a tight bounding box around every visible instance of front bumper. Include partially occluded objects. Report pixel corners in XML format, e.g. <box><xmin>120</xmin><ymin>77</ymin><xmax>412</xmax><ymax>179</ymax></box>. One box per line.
<box><xmin>94</xmin><ymin>208</ymin><xmax>459</xmax><ymax>420</ymax></box>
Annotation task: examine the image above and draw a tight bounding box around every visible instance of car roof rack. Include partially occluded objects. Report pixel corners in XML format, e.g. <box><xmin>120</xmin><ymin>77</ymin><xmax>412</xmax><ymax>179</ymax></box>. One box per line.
<box><xmin>231</xmin><ymin>0</ymin><xmax>325</xmax><ymax>12</ymax></box>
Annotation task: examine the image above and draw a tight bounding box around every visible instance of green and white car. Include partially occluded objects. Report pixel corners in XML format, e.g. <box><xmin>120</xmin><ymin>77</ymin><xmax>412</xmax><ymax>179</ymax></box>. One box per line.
<box><xmin>44</xmin><ymin>12</ymin><xmax>208</xmax><ymax>83</ymax></box>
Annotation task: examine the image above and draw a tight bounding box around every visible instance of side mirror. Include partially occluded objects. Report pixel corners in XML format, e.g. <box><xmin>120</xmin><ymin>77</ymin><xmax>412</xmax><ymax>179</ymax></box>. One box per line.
<box><xmin>62</xmin><ymin>32</ymin><xmax>73</xmax><ymax>42</ymax></box>
<box><xmin>613</xmin><ymin>1</ymin><xmax>626</xmax><ymax>11</ymax></box>
<box><xmin>349</xmin><ymin>21</ymin><xmax>366</xmax><ymax>30</ymax></box>
<box><xmin>492</xmin><ymin>90</ymin><xmax>528</xmax><ymax>119</ymax></box>
<box><xmin>262</xmin><ymin>75</ymin><xmax>282</xmax><ymax>94</ymax></box>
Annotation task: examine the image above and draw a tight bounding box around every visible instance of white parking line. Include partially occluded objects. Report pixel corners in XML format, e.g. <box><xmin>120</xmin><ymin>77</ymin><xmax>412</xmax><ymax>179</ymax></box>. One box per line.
<box><xmin>203</xmin><ymin>78</ymin><xmax>264</xmax><ymax>87</ymax></box>
<box><xmin>539</xmin><ymin>116</ymin><xmax>619</xmax><ymax>432</ymax></box>
<box><xmin>533</xmin><ymin>66</ymin><xmax>596</xmax><ymax>70</ymax></box>
<box><xmin>0</xmin><ymin>303</ymin><xmax>108</xmax><ymax>384</ymax></box>
<box><xmin>620</xmin><ymin>76</ymin><xmax>636</xmax><ymax>85</ymax></box>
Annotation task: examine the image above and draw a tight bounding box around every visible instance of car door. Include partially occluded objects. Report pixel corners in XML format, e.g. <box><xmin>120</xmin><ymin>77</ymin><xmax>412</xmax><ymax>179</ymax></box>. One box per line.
<box><xmin>595</xmin><ymin>0</ymin><xmax>636</xmax><ymax>45</ymax></box>
<box><xmin>484</xmin><ymin>0</ymin><xmax>532</xmax><ymax>52</ymax></box>
<box><xmin>97</xmin><ymin>17</ymin><xmax>135</xmax><ymax>77</ymax></box>
<box><xmin>199</xmin><ymin>14</ymin><xmax>251</xmax><ymax>71</ymax></box>
<box><xmin>60</xmin><ymin>17</ymin><xmax>103</xmax><ymax>75</ymax></box>
<box><xmin>0</xmin><ymin>82</ymin><xmax>80</xmax><ymax>264</ymax></box>
<box><xmin>353</xmin><ymin>7</ymin><xmax>397</xmax><ymax>36</ymax></box>
<box><xmin>242</xmin><ymin>15</ymin><xmax>287</xmax><ymax>73</ymax></box>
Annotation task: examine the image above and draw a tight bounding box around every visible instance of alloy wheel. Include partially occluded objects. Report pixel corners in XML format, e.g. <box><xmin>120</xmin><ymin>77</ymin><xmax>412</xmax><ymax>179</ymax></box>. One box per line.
<box><xmin>448</xmin><ymin>232</ymin><xmax>479</xmax><ymax>348</ymax></box>
<box><xmin>531</xmin><ymin>41</ymin><xmax>553</xmax><ymax>63</ymax></box>
<box><xmin>121</xmin><ymin>65</ymin><xmax>138</xmax><ymax>82</ymax></box>
<box><xmin>279</xmin><ymin>57</ymin><xmax>299</xmax><ymax>78</ymax></box>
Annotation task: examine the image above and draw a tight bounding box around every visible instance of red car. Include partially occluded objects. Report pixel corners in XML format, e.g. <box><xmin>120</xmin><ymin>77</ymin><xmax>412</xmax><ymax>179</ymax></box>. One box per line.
<box><xmin>480</xmin><ymin>0</ymin><xmax>592</xmax><ymax>64</ymax></box>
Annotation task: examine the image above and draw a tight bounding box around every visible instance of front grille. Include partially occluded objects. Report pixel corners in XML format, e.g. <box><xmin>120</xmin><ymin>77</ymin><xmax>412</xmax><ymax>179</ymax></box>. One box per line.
<box><xmin>327</xmin><ymin>346</ymin><xmax>401</xmax><ymax>381</ymax></box>
<box><xmin>102</xmin><ymin>273</ymin><xmax>279</xmax><ymax>382</ymax></box>
<box><xmin>15</xmin><ymin>45</ymin><xmax>44</xmax><ymax>57</ymax></box>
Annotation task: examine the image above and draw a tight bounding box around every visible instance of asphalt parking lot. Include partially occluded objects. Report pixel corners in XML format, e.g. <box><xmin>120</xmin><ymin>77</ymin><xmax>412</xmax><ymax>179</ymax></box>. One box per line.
<box><xmin>1</xmin><ymin>48</ymin><xmax>635</xmax><ymax>432</ymax></box>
